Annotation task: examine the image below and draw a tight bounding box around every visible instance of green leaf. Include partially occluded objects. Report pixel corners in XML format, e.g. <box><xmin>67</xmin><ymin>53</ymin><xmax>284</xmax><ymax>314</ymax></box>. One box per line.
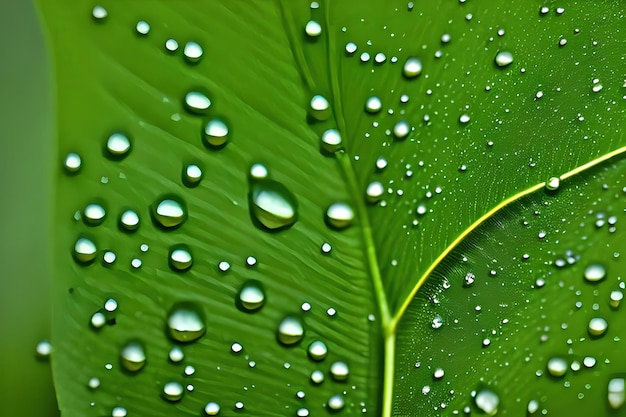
<box><xmin>36</xmin><ymin>0</ymin><xmax>625</xmax><ymax>416</ymax></box>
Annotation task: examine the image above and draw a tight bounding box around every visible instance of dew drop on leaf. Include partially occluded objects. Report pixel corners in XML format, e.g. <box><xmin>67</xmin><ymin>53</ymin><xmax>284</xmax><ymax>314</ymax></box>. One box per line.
<box><xmin>169</xmin><ymin>245</ymin><xmax>193</xmax><ymax>271</ymax></box>
<box><xmin>608</xmin><ymin>378</ymin><xmax>625</xmax><ymax>410</ymax></box>
<box><xmin>305</xmin><ymin>20</ymin><xmax>322</xmax><ymax>37</ymax></box>
<box><xmin>345</xmin><ymin>41</ymin><xmax>357</xmax><ymax>55</ymax></box>
<box><xmin>204</xmin><ymin>402</ymin><xmax>221</xmax><ymax>415</ymax></box>
<box><xmin>63</xmin><ymin>152</ymin><xmax>81</xmax><ymax>173</ymax></box>
<box><xmin>277</xmin><ymin>315</ymin><xmax>304</xmax><ymax>346</ymax></box>
<box><xmin>610</xmin><ymin>290</ymin><xmax>623</xmax><ymax>308</ymax></box>
<box><xmin>249</xmin><ymin>179</ymin><xmax>298</xmax><ymax>231</ymax></box>
<box><xmin>365</xmin><ymin>181</ymin><xmax>384</xmax><ymax>204</ymax></box>
<box><xmin>90</xmin><ymin>311</ymin><xmax>106</xmax><ymax>329</ymax></box>
<box><xmin>151</xmin><ymin>197</ymin><xmax>187</xmax><ymax>229</ymax></box>
<box><xmin>325</xmin><ymin>202</ymin><xmax>355</xmax><ymax>229</ymax></box>
<box><xmin>119</xmin><ymin>209</ymin><xmax>139</xmax><ymax>231</ymax></box>
<box><xmin>327</xmin><ymin>394</ymin><xmax>345</xmax><ymax>411</ymax></box>
<box><xmin>120</xmin><ymin>340</ymin><xmax>146</xmax><ymax>372</ymax></box>
<box><xmin>547</xmin><ymin>357</ymin><xmax>568</xmax><ymax>377</ymax></box>
<box><xmin>309</xmin><ymin>94</ymin><xmax>330</xmax><ymax>121</ymax></box>
<box><xmin>474</xmin><ymin>388</ymin><xmax>499</xmax><ymax>415</ymax></box>
<box><xmin>584</xmin><ymin>263</ymin><xmax>606</xmax><ymax>282</ymax></box>
<box><xmin>296</xmin><ymin>408</ymin><xmax>310</xmax><ymax>417</ymax></box>
<box><xmin>106</xmin><ymin>133</ymin><xmax>132</xmax><ymax>159</ymax></box>
<box><xmin>184</xmin><ymin>91</ymin><xmax>211</xmax><ymax>114</ymax></box>
<box><xmin>35</xmin><ymin>339</ymin><xmax>52</xmax><ymax>359</ymax></box>
<box><xmin>73</xmin><ymin>237</ymin><xmax>97</xmax><ymax>264</ymax></box>
<box><xmin>165</xmin><ymin>38</ymin><xmax>178</xmax><ymax>53</ymax></box>
<box><xmin>321</xmin><ymin>129</ymin><xmax>343</xmax><ymax>154</ymax></box>
<box><xmin>546</xmin><ymin>177</ymin><xmax>560</xmax><ymax>191</ymax></box>
<box><xmin>203</xmin><ymin>118</ymin><xmax>229</xmax><ymax>148</ymax></box>
<box><xmin>307</xmin><ymin>340</ymin><xmax>328</xmax><ymax>361</ymax></box>
<box><xmin>83</xmin><ymin>203</ymin><xmax>106</xmax><ymax>226</ymax></box>
<box><xmin>365</xmin><ymin>96</ymin><xmax>382</xmax><ymax>113</ymax></box>
<box><xmin>182</xmin><ymin>164</ymin><xmax>202</xmax><ymax>187</ymax></box>
<box><xmin>169</xmin><ymin>346</ymin><xmax>184</xmax><ymax>363</ymax></box>
<box><xmin>494</xmin><ymin>51</ymin><xmax>514</xmax><ymax>67</ymax></box>
<box><xmin>183</xmin><ymin>41</ymin><xmax>203</xmax><ymax>63</ymax></box>
<box><xmin>237</xmin><ymin>280</ymin><xmax>266</xmax><ymax>312</ymax></box>
<box><xmin>330</xmin><ymin>361</ymin><xmax>349</xmax><ymax>381</ymax></box>
<box><xmin>91</xmin><ymin>5</ymin><xmax>107</xmax><ymax>20</ymax></box>
<box><xmin>135</xmin><ymin>20</ymin><xmax>150</xmax><ymax>36</ymax></box>
<box><xmin>249</xmin><ymin>163</ymin><xmax>269</xmax><ymax>180</ymax></box>
<box><xmin>393</xmin><ymin>120</ymin><xmax>410</xmax><ymax>139</ymax></box>
<box><xmin>167</xmin><ymin>303</ymin><xmax>206</xmax><ymax>343</ymax></box>
<box><xmin>588</xmin><ymin>317</ymin><xmax>608</xmax><ymax>337</ymax></box>
<box><xmin>402</xmin><ymin>57</ymin><xmax>423</xmax><ymax>78</ymax></box>
<box><xmin>162</xmin><ymin>381</ymin><xmax>184</xmax><ymax>402</ymax></box>
<box><xmin>111</xmin><ymin>407</ymin><xmax>127</xmax><ymax>417</ymax></box>
<box><xmin>87</xmin><ymin>377</ymin><xmax>100</xmax><ymax>390</ymax></box>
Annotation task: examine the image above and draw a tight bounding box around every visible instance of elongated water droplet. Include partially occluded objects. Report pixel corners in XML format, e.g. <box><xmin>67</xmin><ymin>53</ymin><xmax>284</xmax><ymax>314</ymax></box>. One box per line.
<box><xmin>120</xmin><ymin>340</ymin><xmax>146</xmax><ymax>372</ymax></box>
<box><xmin>307</xmin><ymin>340</ymin><xmax>328</xmax><ymax>361</ymax></box>
<box><xmin>547</xmin><ymin>357</ymin><xmax>568</xmax><ymax>377</ymax></box>
<box><xmin>403</xmin><ymin>57</ymin><xmax>423</xmax><ymax>78</ymax></box>
<box><xmin>184</xmin><ymin>91</ymin><xmax>211</xmax><ymax>114</ymax></box>
<box><xmin>327</xmin><ymin>394</ymin><xmax>345</xmax><ymax>411</ymax></box>
<box><xmin>277</xmin><ymin>316</ymin><xmax>304</xmax><ymax>346</ymax></box>
<box><xmin>237</xmin><ymin>280</ymin><xmax>266</xmax><ymax>312</ymax></box>
<box><xmin>309</xmin><ymin>95</ymin><xmax>330</xmax><ymax>121</ymax></box>
<box><xmin>119</xmin><ymin>209</ymin><xmax>139</xmax><ymax>231</ymax></box>
<box><xmin>321</xmin><ymin>129</ymin><xmax>343</xmax><ymax>154</ymax></box>
<box><xmin>494</xmin><ymin>51</ymin><xmax>513</xmax><ymax>67</ymax></box>
<box><xmin>162</xmin><ymin>381</ymin><xmax>184</xmax><ymax>401</ymax></box>
<box><xmin>184</xmin><ymin>41</ymin><xmax>203</xmax><ymax>63</ymax></box>
<box><xmin>167</xmin><ymin>303</ymin><xmax>206</xmax><ymax>343</ymax></box>
<box><xmin>588</xmin><ymin>317</ymin><xmax>608</xmax><ymax>337</ymax></box>
<box><xmin>365</xmin><ymin>96</ymin><xmax>382</xmax><ymax>113</ymax></box>
<box><xmin>546</xmin><ymin>177</ymin><xmax>560</xmax><ymax>191</ymax></box>
<box><xmin>204</xmin><ymin>402</ymin><xmax>221</xmax><ymax>415</ymax></box>
<box><xmin>305</xmin><ymin>20</ymin><xmax>322</xmax><ymax>37</ymax></box>
<box><xmin>74</xmin><ymin>237</ymin><xmax>97</xmax><ymax>264</ymax></box>
<box><xmin>609</xmin><ymin>378</ymin><xmax>625</xmax><ymax>409</ymax></box>
<box><xmin>106</xmin><ymin>133</ymin><xmax>131</xmax><ymax>158</ymax></box>
<box><xmin>330</xmin><ymin>361</ymin><xmax>349</xmax><ymax>381</ymax></box>
<box><xmin>249</xmin><ymin>180</ymin><xmax>298</xmax><ymax>231</ymax></box>
<box><xmin>84</xmin><ymin>204</ymin><xmax>106</xmax><ymax>226</ymax></box>
<box><xmin>152</xmin><ymin>197</ymin><xmax>187</xmax><ymax>229</ymax></box>
<box><xmin>169</xmin><ymin>245</ymin><xmax>193</xmax><ymax>271</ymax></box>
<box><xmin>64</xmin><ymin>152</ymin><xmax>82</xmax><ymax>173</ymax></box>
<box><xmin>325</xmin><ymin>202</ymin><xmax>354</xmax><ymax>229</ymax></box>
<box><xmin>584</xmin><ymin>263</ymin><xmax>606</xmax><ymax>282</ymax></box>
<box><xmin>203</xmin><ymin>118</ymin><xmax>229</xmax><ymax>148</ymax></box>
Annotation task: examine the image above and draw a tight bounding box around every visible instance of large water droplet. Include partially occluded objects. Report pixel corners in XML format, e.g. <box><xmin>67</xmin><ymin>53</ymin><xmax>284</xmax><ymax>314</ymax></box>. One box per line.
<box><xmin>393</xmin><ymin>120</ymin><xmax>410</xmax><ymax>139</ymax></box>
<box><xmin>183</xmin><ymin>41</ymin><xmax>203</xmax><ymax>64</ymax></box>
<box><xmin>494</xmin><ymin>51</ymin><xmax>513</xmax><ymax>67</ymax></box>
<box><xmin>112</xmin><ymin>407</ymin><xmax>127</xmax><ymax>417</ymax></box>
<box><xmin>84</xmin><ymin>204</ymin><xmax>106</xmax><ymax>226</ymax></box>
<box><xmin>309</xmin><ymin>95</ymin><xmax>330</xmax><ymax>121</ymax></box>
<box><xmin>120</xmin><ymin>340</ymin><xmax>146</xmax><ymax>372</ymax></box>
<box><xmin>204</xmin><ymin>402</ymin><xmax>221</xmax><ymax>415</ymax></box>
<box><xmin>167</xmin><ymin>303</ymin><xmax>206</xmax><ymax>343</ymax></box>
<box><xmin>325</xmin><ymin>202</ymin><xmax>355</xmax><ymax>229</ymax></box>
<box><xmin>152</xmin><ymin>197</ymin><xmax>187</xmax><ymax>229</ymax></box>
<box><xmin>547</xmin><ymin>357</ymin><xmax>568</xmax><ymax>377</ymax></box>
<box><xmin>365</xmin><ymin>96</ymin><xmax>382</xmax><ymax>113</ymax></box>
<box><xmin>237</xmin><ymin>280</ymin><xmax>266</xmax><ymax>312</ymax></box>
<box><xmin>249</xmin><ymin>180</ymin><xmax>298</xmax><ymax>231</ymax></box>
<box><xmin>119</xmin><ymin>209</ymin><xmax>139</xmax><ymax>231</ymax></box>
<box><xmin>184</xmin><ymin>91</ymin><xmax>211</xmax><ymax>114</ymax></box>
<box><xmin>584</xmin><ymin>263</ymin><xmax>606</xmax><ymax>282</ymax></box>
<box><xmin>474</xmin><ymin>388</ymin><xmax>499</xmax><ymax>415</ymax></box>
<box><xmin>610</xmin><ymin>290</ymin><xmax>623</xmax><ymax>309</ymax></box>
<box><xmin>162</xmin><ymin>381</ymin><xmax>184</xmax><ymax>401</ymax></box>
<box><xmin>106</xmin><ymin>133</ymin><xmax>132</xmax><ymax>159</ymax></box>
<box><xmin>305</xmin><ymin>20</ymin><xmax>322</xmax><ymax>37</ymax></box>
<box><xmin>169</xmin><ymin>245</ymin><xmax>193</xmax><ymax>271</ymax></box>
<box><xmin>403</xmin><ymin>57</ymin><xmax>423</xmax><ymax>78</ymax></box>
<box><xmin>307</xmin><ymin>340</ymin><xmax>328</xmax><ymax>361</ymax></box>
<box><xmin>73</xmin><ymin>237</ymin><xmax>97</xmax><ymax>264</ymax></box>
<box><xmin>330</xmin><ymin>361</ymin><xmax>349</xmax><ymax>381</ymax></box>
<box><xmin>203</xmin><ymin>118</ymin><xmax>229</xmax><ymax>148</ymax></box>
<box><xmin>608</xmin><ymin>378</ymin><xmax>625</xmax><ymax>409</ymax></box>
<box><xmin>588</xmin><ymin>317</ymin><xmax>608</xmax><ymax>337</ymax></box>
<box><xmin>321</xmin><ymin>129</ymin><xmax>343</xmax><ymax>154</ymax></box>
<box><xmin>327</xmin><ymin>394</ymin><xmax>345</xmax><ymax>411</ymax></box>
<box><xmin>546</xmin><ymin>177</ymin><xmax>560</xmax><ymax>191</ymax></box>
<box><xmin>277</xmin><ymin>316</ymin><xmax>304</xmax><ymax>346</ymax></box>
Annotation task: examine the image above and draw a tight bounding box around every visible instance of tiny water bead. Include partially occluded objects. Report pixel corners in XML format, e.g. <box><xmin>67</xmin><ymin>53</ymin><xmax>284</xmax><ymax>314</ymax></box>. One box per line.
<box><xmin>330</xmin><ymin>361</ymin><xmax>349</xmax><ymax>381</ymax></box>
<box><xmin>106</xmin><ymin>133</ymin><xmax>132</xmax><ymax>158</ymax></box>
<box><xmin>182</xmin><ymin>164</ymin><xmax>203</xmax><ymax>187</ymax></box>
<box><xmin>608</xmin><ymin>378</ymin><xmax>625</xmax><ymax>409</ymax></box>
<box><xmin>169</xmin><ymin>245</ymin><xmax>193</xmax><ymax>271</ymax></box>
<box><xmin>249</xmin><ymin>163</ymin><xmax>268</xmax><ymax>180</ymax></box>
<box><xmin>305</xmin><ymin>20</ymin><xmax>322</xmax><ymax>37</ymax></box>
<box><xmin>183</xmin><ymin>41</ymin><xmax>203</xmax><ymax>63</ymax></box>
<box><xmin>203</xmin><ymin>118</ymin><xmax>229</xmax><ymax>148</ymax></box>
<box><xmin>119</xmin><ymin>209</ymin><xmax>139</xmax><ymax>231</ymax></box>
<box><xmin>35</xmin><ymin>339</ymin><xmax>52</xmax><ymax>359</ymax></box>
<box><xmin>63</xmin><ymin>152</ymin><xmax>82</xmax><ymax>173</ymax></box>
<box><xmin>327</xmin><ymin>394</ymin><xmax>345</xmax><ymax>411</ymax></box>
<box><xmin>325</xmin><ymin>202</ymin><xmax>355</xmax><ymax>229</ymax></box>
<box><xmin>135</xmin><ymin>20</ymin><xmax>150</xmax><ymax>36</ymax></box>
<box><xmin>321</xmin><ymin>129</ymin><xmax>343</xmax><ymax>153</ymax></box>
<box><xmin>546</xmin><ymin>177</ymin><xmax>560</xmax><ymax>191</ymax></box>
<box><xmin>365</xmin><ymin>96</ymin><xmax>382</xmax><ymax>113</ymax></box>
<box><xmin>365</xmin><ymin>181</ymin><xmax>384</xmax><ymax>204</ymax></box>
<box><xmin>249</xmin><ymin>180</ymin><xmax>298</xmax><ymax>231</ymax></box>
<box><xmin>184</xmin><ymin>91</ymin><xmax>211</xmax><ymax>114</ymax></box>
<box><xmin>73</xmin><ymin>237</ymin><xmax>97</xmax><ymax>264</ymax></box>
<box><xmin>167</xmin><ymin>303</ymin><xmax>206</xmax><ymax>343</ymax></box>
<box><xmin>403</xmin><ymin>56</ymin><xmax>423</xmax><ymax>78</ymax></box>
<box><xmin>588</xmin><ymin>317</ymin><xmax>608</xmax><ymax>337</ymax></box>
<box><xmin>277</xmin><ymin>315</ymin><xmax>304</xmax><ymax>346</ymax></box>
<box><xmin>162</xmin><ymin>381</ymin><xmax>184</xmax><ymax>401</ymax></box>
<box><xmin>152</xmin><ymin>197</ymin><xmax>187</xmax><ymax>229</ymax></box>
<box><xmin>474</xmin><ymin>388</ymin><xmax>499</xmax><ymax>415</ymax></box>
<box><xmin>547</xmin><ymin>357</ymin><xmax>568</xmax><ymax>377</ymax></box>
<box><xmin>494</xmin><ymin>51</ymin><xmax>514</xmax><ymax>67</ymax></box>
<box><xmin>120</xmin><ymin>340</ymin><xmax>146</xmax><ymax>372</ymax></box>
<box><xmin>308</xmin><ymin>340</ymin><xmax>328</xmax><ymax>361</ymax></box>
<box><xmin>309</xmin><ymin>95</ymin><xmax>330</xmax><ymax>121</ymax></box>
<box><xmin>204</xmin><ymin>402</ymin><xmax>221</xmax><ymax>415</ymax></box>
<box><xmin>237</xmin><ymin>280</ymin><xmax>266</xmax><ymax>312</ymax></box>
<box><xmin>393</xmin><ymin>120</ymin><xmax>410</xmax><ymax>139</ymax></box>
<box><xmin>584</xmin><ymin>263</ymin><xmax>606</xmax><ymax>282</ymax></box>
<box><xmin>83</xmin><ymin>203</ymin><xmax>106</xmax><ymax>226</ymax></box>
<box><xmin>321</xmin><ymin>242</ymin><xmax>332</xmax><ymax>254</ymax></box>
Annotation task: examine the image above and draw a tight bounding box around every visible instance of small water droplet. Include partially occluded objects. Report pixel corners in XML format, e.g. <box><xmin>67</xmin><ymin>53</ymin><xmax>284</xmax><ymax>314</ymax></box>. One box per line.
<box><xmin>305</xmin><ymin>20</ymin><xmax>322</xmax><ymax>37</ymax></box>
<box><xmin>365</xmin><ymin>181</ymin><xmax>384</xmax><ymax>204</ymax></box>
<box><xmin>608</xmin><ymin>378</ymin><xmax>625</xmax><ymax>409</ymax></box>
<box><xmin>433</xmin><ymin>368</ymin><xmax>444</xmax><ymax>379</ymax></box>
<box><xmin>277</xmin><ymin>316</ymin><xmax>304</xmax><ymax>346</ymax></box>
<box><xmin>73</xmin><ymin>237</ymin><xmax>97</xmax><ymax>264</ymax></box>
<box><xmin>345</xmin><ymin>42</ymin><xmax>357</xmax><ymax>55</ymax></box>
<box><xmin>249</xmin><ymin>180</ymin><xmax>298</xmax><ymax>231</ymax></box>
<box><xmin>35</xmin><ymin>339</ymin><xmax>52</xmax><ymax>359</ymax></box>
<box><xmin>474</xmin><ymin>388</ymin><xmax>499</xmax><ymax>415</ymax></box>
<box><xmin>111</xmin><ymin>407</ymin><xmax>127</xmax><ymax>417</ymax></box>
<box><xmin>403</xmin><ymin>57</ymin><xmax>423</xmax><ymax>78</ymax></box>
<box><xmin>308</xmin><ymin>340</ymin><xmax>328</xmax><ymax>361</ymax></box>
<box><xmin>84</xmin><ymin>204</ymin><xmax>106</xmax><ymax>226</ymax></box>
<box><xmin>88</xmin><ymin>377</ymin><xmax>100</xmax><ymax>389</ymax></box>
<box><xmin>183</xmin><ymin>41</ymin><xmax>203</xmax><ymax>63</ymax></box>
<box><xmin>152</xmin><ymin>197</ymin><xmax>187</xmax><ymax>229</ymax></box>
<box><xmin>527</xmin><ymin>399</ymin><xmax>539</xmax><ymax>414</ymax></box>
<box><xmin>203</xmin><ymin>118</ymin><xmax>229</xmax><ymax>148</ymax></box>
<box><xmin>330</xmin><ymin>361</ymin><xmax>349</xmax><ymax>381</ymax></box>
<box><xmin>547</xmin><ymin>357</ymin><xmax>568</xmax><ymax>377</ymax></box>
<box><xmin>325</xmin><ymin>202</ymin><xmax>355</xmax><ymax>229</ymax></box>
<box><xmin>169</xmin><ymin>245</ymin><xmax>193</xmax><ymax>271</ymax></box>
<box><xmin>119</xmin><ymin>209</ymin><xmax>139</xmax><ymax>231</ymax></box>
<box><xmin>249</xmin><ymin>163</ymin><xmax>268</xmax><ymax>180</ymax></box>
<box><xmin>184</xmin><ymin>365</ymin><xmax>195</xmax><ymax>376</ymax></box>
<box><xmin>393</xmin><ymin>120</ymin><xmax>410</xmax><ymax>139</ymax></box>
<box><xmin>231</xmin><ymin>342</ymin><xmax>243</xmax><ymax>354</ymax></box>
<box><xmin>237</xmin><ymin>280</ymin><xmax>266</xmax><ymax>312</ymax></box>
<box><xmin>365</xmin><ymin>96</ymin><xmax>382</xmax><ymax>113</ymax></box>
<box><xmin>184</xmin><ymin>91</ymin><xmax>211</xmax><ymax>114</ymax></box>
<box><xmin>63</xmin><ymin>152</ymin><xmax>82</xmax><ymax>173</ymax></box>
<box><xmin>321</xmin><ymin>242</ymin><xmax>332</xmax><ymax>254</ymax></box>
<box><xmin>588</xmin><ymin>317</ymin><xmax>608</xmax><ymax>337</ymax></box>
<box><xmin>218</xmin><ymin>261</ymin><xmax>231</xmax><ymax>272</ymax></box>
<box><xmin>182</xmin><ymin>164</ymin><xmax>203</xmax><ymax>187</ymax></box>
<box><xmin>327</xmin><ymin>394</ymin><xmax>345</xmax><ymax>411</ymax></box>
<box><xmin>297</xmin><ymin>408</ymin><xmax>310</xmax><ymax>417</ymax></box>
<box><xmin>91</xmin><ymin>311</ymin><xmax>106</xmax><ymax>329</ymax></box>
<box><xmin>205</xmin><ymin>402</ymin><xmax>221</xmax><ymax>415</ymax></box>
<box><xmin>135</xmin><ymin>20</ymin><xmax>150</xmax><ymax>36</ymax></box>
<box><xmin>321</xmin><ymin>129</ymin><xmax>343</xmax><ymax>154</ymax></box>
<box><xmin>610</xmin><ymin>290</ymin><xmax>623</xmax><ymax>308</ymax></box>
<box><xmin>162</xmin><ymin>381</ymin><xmax>184</xmax><ymax>402</ymax></box>
<box><xmin>167</xmin><ymin>303</ymin><xmax>206</xmax><ymax>343</ymax></box>
<box><xmin>309</xmin><ymin>95</ymin><xmax>330</xmax><ymax>121</ymax></box>
<box><xmin>583</xmin><ymin>356</ymin><xmax>597</xmax><ymax>368</ymax></box>
<box><xmin>459</xmin><ymin>114</ymin><xmax>471</xmax><ymax>124</ymax></box>
<box><xmin>120</xmin><ymin>340</ymin><xmax>146</xmax><ymax>372</ymax></box>
<box><xmin>169</xmin><ymin>346</ymin><xmax>184</xmax><ymax>363</ymax></box>
<box><xmin>376</xmin><ymin>157</ymin><xmax>388</xmax><ymax>170</ymax></box>
<box><xmin>92</xmin><ymin>5</ymin><xmax>108</xmax><ymax>20</ymax></box>
<box><xmin>106</xmin><ymin>133</ymin><xmax>132</xmax><ymax>158</ymax></box>
<box><xmin>311</xmin><ymin>369</ymin><xmax>324</xmax><ymax>384</ymax></box>
<box><xmin>546</xmin><ymin>177</ymin><xmax>560</xmax><ymax>191</ymax></box>
<box><xmin>165</xmin><ymin>38</ymin><xmax>179</xmax><ymax>53</ymax></box>
<box><xmin>494</xmin><ymin>51</ymin><xmax>514</xmax><ymax>67</ymax></box>
<box><xmin>584</xmin><ymin>263</ymin><xmax>606</xmax><ymax>282</ymax></box>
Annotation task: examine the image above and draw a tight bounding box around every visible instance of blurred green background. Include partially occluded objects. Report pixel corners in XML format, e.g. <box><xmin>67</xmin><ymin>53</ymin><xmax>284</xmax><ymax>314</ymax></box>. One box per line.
<box><xmin>0</xmin><ymin>0</ymin><xmax>59</xmax><ymax>415</ymax></box>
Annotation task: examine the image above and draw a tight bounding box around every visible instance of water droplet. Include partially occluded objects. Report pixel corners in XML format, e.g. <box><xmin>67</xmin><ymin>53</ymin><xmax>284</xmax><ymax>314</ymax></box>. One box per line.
<box><xmin>345</xmin><ymin>42</ymin><xmax>357</xmax><ymax>55</ymax></box>
<box><xmin>325</xmin><ymin>202</ymin><xmax>355</xmax><ymax>229</ymax></box>
<box><xmin>308</xmin><ymin>340</ymin><xmax>328</xmax><ymax>361</ymax></box>
<box><xmin>365</xmin><ymin>96</ymin><xmax>382</xmax><ymax>113</ymax></box>
<box><xmin>183</xmin><ymin>41</ymin><xmax>203</xmax><ymax>63</ymax></box>
<box><xmin>321</xmin><ymin>129</ymin><xmax>343</xmax><ymax>154</ymax></box>
<box><xmin>546</xmin><ymin>177</ymin><xmax>560</xmax><ymax>191</ymax></box>
<box><xmin>120</xmin><ymin>340</ymin><xmax>146</xmax><ymax>372</ymax></box>
<box><xmin>311</xmin><ymin>369</ymin><xmax>324</xmax><ymax>384</ymax></box>
<box><xmin>63</xmin><ymin>152</ymin><xmax>82</xmax><ymax>173</ymax></box>
<box><xmin>321</xmin><ymin>242</ymin><xmax>332</xmax><ymax>254</ymax></box>
<box><xmin>376</xmin><ymin>157</ymin><xmax>388</xmax><ymax>170</ymax></box>
<box><xmin>588</xmin><ymin>317</ymin><xmax>608</xmax><ymax>337</ymax></box>
<box><xmin>119</xmin><ymin>209</ymin><xmax>139</xmax><ymax>231</ymax></box>
<box><xmin>366</xmin><ymin>181</ymin><xmax>384</xmax><ymax>204</ymax></box>
<box><xmin>474</xmin><ymin>388</ymin><xmax>499</xmax><ymax>415</ymax></box>
<box><xmin>112</xmin><ymin>407</ymin><xmax>127</xmax><ymax>417</ymax></box>
<box><xmin>249</xmin><ymin>180</ymin><xmax>298</xmax><ymax>231</ymax></box>
<box><xmin>309</xmin><ymin>95</ymin><xmax>330</xmax><ymax>121</ymax></box>
<box><xmin>184</xmin><ymin>91</ymin><xmax>211</xmax><ymax>114</ymax></box>
<box><xmin>403</xmin><ymin>57</ymin><xmax>423</xmax><ymax>78</ymax></box>
<box><xmin>305</xmin><ymin>20</ymin><xmax>322</xmax><ymax>37</ymax></box>
<box><xmin>73</xmin><ymin>237</ymin><xmax>97</xmax><ymax>264</ymax></box>
<box><xmin>106</xmin><ymin>133</ymin><xmax>132</xmax><ymax>158</ymax></box>
<box><xmin>327</xmin><ymin>394</ymin><xmax>345</xmax><ymax>411</ymax></box>
<box><xmin>169</xmin><ymin>245</ymin><xmax>193</xmax><ymax>271</ymax></box>
<box><xmin>169</xmin><ymin>346</ymin><xmax>184</xmax><ymax>363</ymax></box>
<box><xmin>104</xmin><ymin>298</ymin><xmax>118</xmax><ymax>312</ymax></box>
<box><xmin>583</xmin><ymin>356</ymin><xmax>597</xmax><ymax>368</ymax></box>
<box><xmin>84</xmin><ymin>204</ymin><xmax>106</xmax><ymax>226</ymax></box>
<box><xmin>203</xmin><ymin>118</ymin><xmax>229</xmax><ymax>148</ymax></box>
<box><xmin>152</xmin><ymin>197</ymin><xmax>187</xmax><ymax>229</ymax></box>
<box><xmin>277</xmin><ymin>316</ymin><xmax>304</xmax><ymax>346</ymax></box>
<box><xmin>231</xmin><ymin>342</ymin><xmax>243</xmax><ymax>354</ymax></box>
<box><xmin>91</xmin><ymin>311</ymin><xmax>106</xmax><ymax>329</ymax></box>
<box><xmin>162</xmin><ymin>381</ymin><xmax>184</xmax><ymax>402</ymax></box>
<box><xmin>35</xmin><ymin>339</ymin><xmax>52</xmax><ymax>359</ymax></box>
<box><xmin>182</xmin><ymin>164</ymin><xmax>203</xmax><ymax>187</ymax></box>
<box><xmin>433</xmin><ymin>368</ymin><xmax>444</xmax><ymax>379</ymax></box>
<box><xmin>494</xmin><ymin>51</ymin><xmax>514</xmax><ymax>67</ymax></box>
<box><xmin>393</xmin><ymin>120</ymin><xmax>410</xmax><ymax>139</ymax></box>
<box><xmin>459</xmin><ymin>114</ymin><xmax>471</xmax><ymax>124</ymax></box>
<box><xmin>527</xmin><ymin>399</ymin><xmax>539</xmax><ymax>414</ymax></box>
<box><xmin>205</xmin><ymin>402</ymin><xmax>221</xmax><ymax>415</ymax></box>
<box><xmin>167</xmin><ymin>303</ymin><xmax>206</xmax><ymax>343</ymax></box>
<box><xmin>135</xmin><ymin>20</ymin><xmax>150</xmax><ymax>36</ymax></box>
<box><xmin>218</xmin><ymin>261</ymin><xmax>231</xmax><ymax>272</ymax></box>
<box><xmin>608</xmin><ymin>378</ymin><xmax>625</xmax><ymax>409</ymax></box>
<box><xmin>184</xmin><ymin>365</ymin><xmax>195</xmax><ymax>376</ymax></box>
<box><xmin>249</xmin><ymin>163</ymin><xmax>269</xmax><ymax>180</ymax></box>
<box><xmin>237</xmin><ymin>280</ymin><xmax>266</xmax><ymax>312</ymax></box>
<box><xmin>330</xmin><ymin>361</ymin><xmax>349</xmax><ymax>381</ymax></box>
<box><xmin>92</xmin><ymin>5</ymin><xmax>107</xmax><ymax>20</ymax></box>
<box><xmin>88</xmin><ymin>377</ymin><xmax>100</xmax><ymax>389</ymax></box>
<box><xmin>610</xmin><ymin>290</ymin><xmax>623</xmax><ymax>308</ymax></box>
<box><xmin>296</xmin><ymin>408</ymin><xmax>310</xmax><ymax>417</ymax></box>
<box><xmin>165</xmin><ymin>38</ymin><xmax>179</xmax><ymax>53</ymax></box>
<box><xmin>584</xmin><ymin>263</ymin><xmax>606</xmax><ymax>282</ymax></box>
<box><xmin>547</xmin><ymin>357</ymin><xmax>568</xmax><ymax>377</ymax></box>
<box><xmin>374</xmin><ymin>52</ymin><xmax>386</xmax><ymax>64</ymax></box>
